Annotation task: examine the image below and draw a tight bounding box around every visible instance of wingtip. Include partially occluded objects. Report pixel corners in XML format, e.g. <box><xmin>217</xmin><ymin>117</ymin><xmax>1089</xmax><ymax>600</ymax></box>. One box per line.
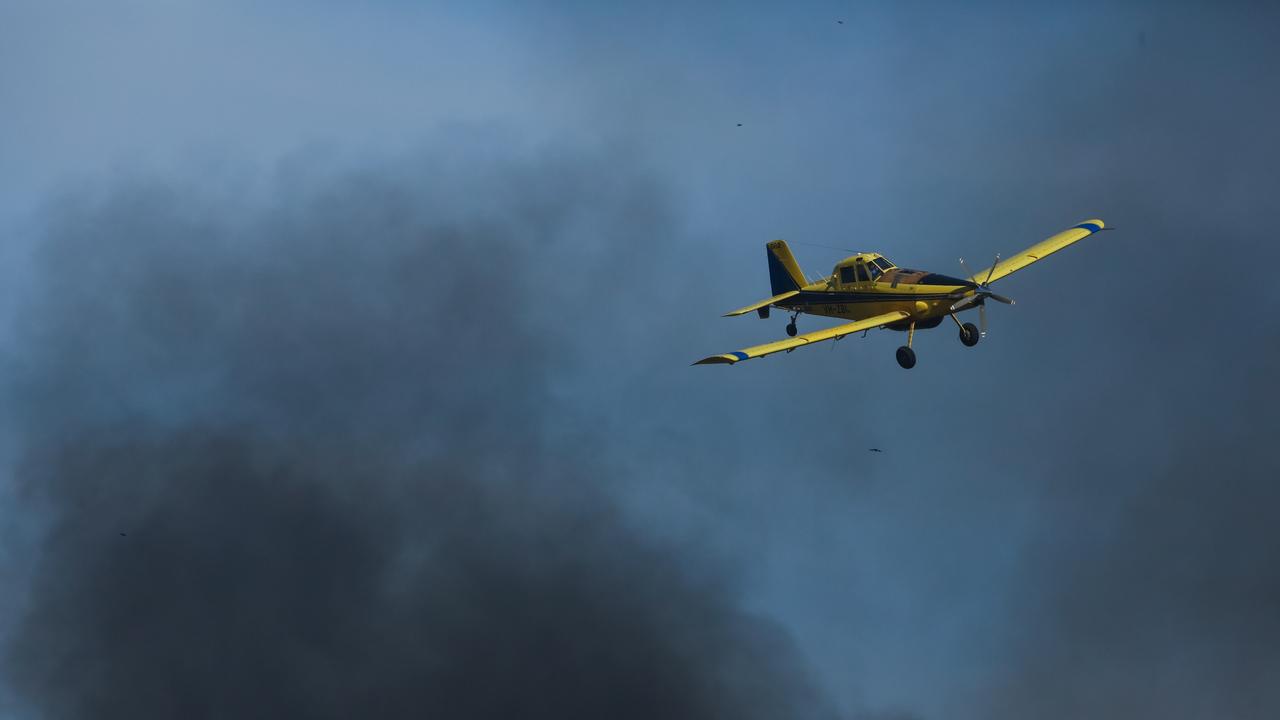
<box><xmin>693</xmin><ymin>354</ymin><xmax>738</xmax><ymax>366</ymax></box>
<box><xmin>695</xmin><ymin>351</ymin><xmax>751</xmax><ymax>365</ymax></box>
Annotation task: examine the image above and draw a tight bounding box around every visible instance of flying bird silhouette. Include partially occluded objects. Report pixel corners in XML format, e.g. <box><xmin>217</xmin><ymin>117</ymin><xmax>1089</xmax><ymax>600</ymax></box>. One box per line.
<box><xmin>868</xmin><ymin>448</ymin><xmax>883</xmax><ymax>453</ymax></box>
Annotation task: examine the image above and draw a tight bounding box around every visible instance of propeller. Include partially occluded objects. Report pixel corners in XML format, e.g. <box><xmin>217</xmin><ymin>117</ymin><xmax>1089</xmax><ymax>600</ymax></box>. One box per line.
<box><xmin>951</xmin><ymin>254</ymin><xmax>1015</xmax><ymax>336</ymax></box>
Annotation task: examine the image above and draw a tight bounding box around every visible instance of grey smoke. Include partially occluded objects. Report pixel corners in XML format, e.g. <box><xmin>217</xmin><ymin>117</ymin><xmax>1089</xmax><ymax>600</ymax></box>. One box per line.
<box><xmin>0</xmin><ymin>148</ymin><xmax>835</xmax><ymax>719</ymax></box>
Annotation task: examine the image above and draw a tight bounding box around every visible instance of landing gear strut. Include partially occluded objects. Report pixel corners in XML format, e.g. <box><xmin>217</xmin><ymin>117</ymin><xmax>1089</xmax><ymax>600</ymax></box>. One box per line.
<box><xmin>785</xmin><ymin>312</ymin><xmax>799</xmax><ymax>337</ymax></box>
<box><xmin>896</xmin><ymin>321</ymin><xmax>917</xmax><ymax>369</ymax></box>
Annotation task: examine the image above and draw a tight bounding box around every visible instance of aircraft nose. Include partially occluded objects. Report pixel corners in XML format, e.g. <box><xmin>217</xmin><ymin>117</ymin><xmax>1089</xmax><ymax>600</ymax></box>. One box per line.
<box><xmin>919</xmin><ymin>272</ymin><xmax>975</xmax><ymax>287</ymax></box>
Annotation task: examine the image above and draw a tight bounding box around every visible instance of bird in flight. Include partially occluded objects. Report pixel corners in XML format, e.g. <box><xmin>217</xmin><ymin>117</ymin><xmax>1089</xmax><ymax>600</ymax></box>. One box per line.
<box><xmin>868</xmin><ymin>448</ymin><xmax>883</xmax><ymax>453</ymax></box>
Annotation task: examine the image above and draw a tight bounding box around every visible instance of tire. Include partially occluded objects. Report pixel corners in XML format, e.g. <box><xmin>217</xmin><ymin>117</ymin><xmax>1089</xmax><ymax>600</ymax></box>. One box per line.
<box><xmin>895</xmin><ymin>346</ymin><xmax>916</xmax><ymax>369</ymax></box>
<box><xmin>786</xmin><ymin>322</ymin><xmax>798</xmax><ymax>337</ymax></box>
<box><xmin>960</xmin><ymin>322</ymin><xmax>980</xmax><ymax>347</ymax></box>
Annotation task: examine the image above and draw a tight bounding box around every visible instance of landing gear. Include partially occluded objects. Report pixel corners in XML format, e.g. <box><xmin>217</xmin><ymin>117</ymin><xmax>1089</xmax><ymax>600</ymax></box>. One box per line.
<box><xmin>896</xmin><ymin>320</ymin><xmax>917</xmax><ymax>369</ymax></box>
<box><xmin>950</xmin><ymin>313</ymin><xmax>981</xmax><ymax>347</ymax></box>
<box><xmin>785</xmin><ymin>312</ymin><xmax>799</xmax><ymax>337</ymax></box>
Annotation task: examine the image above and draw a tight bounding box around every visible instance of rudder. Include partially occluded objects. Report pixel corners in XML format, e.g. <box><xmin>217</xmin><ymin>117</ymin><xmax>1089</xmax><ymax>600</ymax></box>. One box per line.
<box><xmin>766</xmin><ymin>240</ymin><xmax>806</xmax><ymax>295</ymax></box>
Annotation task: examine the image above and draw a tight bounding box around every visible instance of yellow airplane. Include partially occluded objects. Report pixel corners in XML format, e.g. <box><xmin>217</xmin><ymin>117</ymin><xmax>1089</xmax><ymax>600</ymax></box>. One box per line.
<box><xmin>695</xmin><ymin>219</ymin><xmax>1107</xmax><ymax>369</ymax></box>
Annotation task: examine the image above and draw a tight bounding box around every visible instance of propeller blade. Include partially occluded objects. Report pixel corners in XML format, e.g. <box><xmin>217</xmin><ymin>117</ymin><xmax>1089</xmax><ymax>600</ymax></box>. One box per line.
<box><xmin>988</xmin><ymin>292</ymin><xmax>1015</xmax><ymax>305</ymax></box>
<box><xmin>983</xmin><ymin>253</ymin><xmax>1000</xmax><ymax>286</ymax></box>
<box><xmin>950</xmin><ymin>294</ymin><xmax>981</xmax><ymax>312</ymax></box>
<box><xmin>979</xmin><ymin>301</ymin><xmax>987</xmax><ymax>337</ymax></box>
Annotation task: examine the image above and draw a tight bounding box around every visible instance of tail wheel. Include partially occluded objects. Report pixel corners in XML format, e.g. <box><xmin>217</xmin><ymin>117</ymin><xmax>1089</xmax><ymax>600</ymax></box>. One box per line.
<box><xmin>959</xmin><ymin>322</ymin><xmax>980</xmax><ymax>347</ymax></box>
<box><xmin>785</xmin><ymin>322</ymin><xmax>798</xmax><ymax>337</ymax></box>
<box><xmin>895</xmin><ymin>346</ymin><xmax>916</xmax><ymax>369</ymax></box>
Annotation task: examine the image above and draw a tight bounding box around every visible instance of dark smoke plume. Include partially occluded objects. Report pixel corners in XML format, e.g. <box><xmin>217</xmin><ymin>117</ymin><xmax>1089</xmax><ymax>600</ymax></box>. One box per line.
<box><xmin>0</xmin><ymin>149</ymin><xmax>835</xmax><ymax>719</ymax></box>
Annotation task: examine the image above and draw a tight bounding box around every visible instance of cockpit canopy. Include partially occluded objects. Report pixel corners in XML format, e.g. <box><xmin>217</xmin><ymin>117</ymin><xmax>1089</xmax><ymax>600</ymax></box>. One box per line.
<box><xmin>834</xmin><ymin>253</ymin><xmax>895</xmax><ymax>284</ymax></box>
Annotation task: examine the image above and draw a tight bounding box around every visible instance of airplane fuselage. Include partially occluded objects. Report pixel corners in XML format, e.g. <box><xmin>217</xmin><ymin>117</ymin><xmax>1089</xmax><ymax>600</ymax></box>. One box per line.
<box><xmin>778</xmin><ymin>267</ymin><xmax>977</xmax><ymax>329</ymax></box>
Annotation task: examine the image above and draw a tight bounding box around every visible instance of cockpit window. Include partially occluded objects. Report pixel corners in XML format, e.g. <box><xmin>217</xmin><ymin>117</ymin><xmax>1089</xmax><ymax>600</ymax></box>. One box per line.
<box><xmin>840</xmin><ymin>266</ymin><xmax>855</xmax><ymax>284</ymax></box>
<box><xmin>873</xmin><ymin>257</ymin><xmax>894</xmax><ymax>271</ymax></box>
<box><xmin>867</xmin><ymin>264</ymin><xmax>884</xmax><ymax>280</ymax></box>
<box><xmin>855</xmin><ymin>263</ymin><xmax>870</xmax><ymax>282</ymax></box>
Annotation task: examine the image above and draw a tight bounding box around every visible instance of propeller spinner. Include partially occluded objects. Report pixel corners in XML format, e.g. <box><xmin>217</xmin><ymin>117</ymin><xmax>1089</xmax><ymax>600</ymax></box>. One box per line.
<box><xmin>951</xmin><ymin>254</ymin><xmax>1015</xmax><ymax>337</ymax></box>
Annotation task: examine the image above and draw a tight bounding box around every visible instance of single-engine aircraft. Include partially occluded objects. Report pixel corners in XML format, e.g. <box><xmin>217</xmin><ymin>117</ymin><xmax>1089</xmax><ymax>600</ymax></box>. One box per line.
<box><xmin>695</xmin><ymin>219</ymin><xmax>1106</xmax><ymax>369</ymax></box>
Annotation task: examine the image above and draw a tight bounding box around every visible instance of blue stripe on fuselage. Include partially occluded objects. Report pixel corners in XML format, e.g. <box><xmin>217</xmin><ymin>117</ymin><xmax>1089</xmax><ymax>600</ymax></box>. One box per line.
<box><xmin>780</xmin><ymin>290</ymin><xmax>959</xmax><ymax>306</ymax></box>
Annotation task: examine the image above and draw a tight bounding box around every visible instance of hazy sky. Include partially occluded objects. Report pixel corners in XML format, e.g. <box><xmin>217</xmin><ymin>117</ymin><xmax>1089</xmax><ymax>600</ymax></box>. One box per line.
<box><xmin>3</xmin><ymin>2</ymin><xmax>1279</xmax><ymax>718</ymax></box>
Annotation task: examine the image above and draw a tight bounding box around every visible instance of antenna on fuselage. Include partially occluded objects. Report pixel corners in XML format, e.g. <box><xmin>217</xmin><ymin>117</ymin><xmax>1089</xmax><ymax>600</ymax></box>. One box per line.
<box><xmin>789</xmin><ymin>241</ymin><xmax>858</xmax><ymax>254</ymax></box>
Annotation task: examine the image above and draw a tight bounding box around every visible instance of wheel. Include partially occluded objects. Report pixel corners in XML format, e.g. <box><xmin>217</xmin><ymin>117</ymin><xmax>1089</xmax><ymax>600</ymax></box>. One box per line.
<box><xmin>895</xmin><ymin>346</ymin><xmax>916</xmax><ymax>369</ymax></box>
<box><xmin>786</xmin><ymin>322</ymin><xmax>798</xmax><ymax>337</ymax></box>
<box><xmin>959</xmin><ymin>322</ymin><xmax>980</xmax><ymax>347</ymax></box>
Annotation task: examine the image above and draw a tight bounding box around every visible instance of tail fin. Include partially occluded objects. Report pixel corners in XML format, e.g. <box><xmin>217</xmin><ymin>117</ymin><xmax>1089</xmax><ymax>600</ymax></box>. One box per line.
<box><xmin>766</xmin><ymin>240</ymin><xmax>806</xmax><ymax>295</ymax></box>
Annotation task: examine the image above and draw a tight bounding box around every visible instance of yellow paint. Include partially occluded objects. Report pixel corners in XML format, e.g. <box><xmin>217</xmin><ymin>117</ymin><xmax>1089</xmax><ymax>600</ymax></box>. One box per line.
<box><xmin>694</xmin><ymin>311</ymin><xmax>909</xmax><ymax>364</ymax></box>
<box><xmin>968</xmin><ymin>218</ymin><xmax>1104</xmax><ymax>284</ymax></box>
<box><xmin>696</xmin><ymin>219</ymin><xmax>1106</xmax><ymax>365</ymax></box>
<box><xmin>766</xmin><ymin>239</ymin><xmax>806</xmax><ymax>288</ymax></box>
<box><xmin>723</xmin><ymin>290</ymin><xmax>800</xmax><ymax>317</ymax></box>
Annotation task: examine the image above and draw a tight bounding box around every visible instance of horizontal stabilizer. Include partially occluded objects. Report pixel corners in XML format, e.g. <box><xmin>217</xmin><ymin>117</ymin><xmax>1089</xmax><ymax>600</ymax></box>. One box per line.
<box><xmin>723</xmin><ymin>290</ymin><xmax>800</xmax><ymax>317</ymax></box>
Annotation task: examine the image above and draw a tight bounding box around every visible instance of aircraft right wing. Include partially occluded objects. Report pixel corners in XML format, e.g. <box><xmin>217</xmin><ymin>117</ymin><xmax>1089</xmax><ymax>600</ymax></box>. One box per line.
<box><xmin>694</xmin><ymin>311</ymin><xmax>910</xmax><ymax>365</ymax></box>
<box><xmin>968</xmin><ymin>218</ymin><xmax>1106</xmax><ymax>285</ymax></box>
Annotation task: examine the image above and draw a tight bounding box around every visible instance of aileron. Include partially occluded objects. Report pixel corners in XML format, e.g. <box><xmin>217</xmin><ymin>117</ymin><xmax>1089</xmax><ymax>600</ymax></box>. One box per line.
<box><xmin>969</xmin><ymin>218</ymin><xmax>1105</xmax><ymax>285</ymax></box>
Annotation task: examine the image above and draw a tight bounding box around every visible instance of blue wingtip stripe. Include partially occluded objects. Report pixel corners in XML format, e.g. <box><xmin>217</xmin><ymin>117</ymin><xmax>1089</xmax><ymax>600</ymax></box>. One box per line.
<box><xmin>1073</xmin><ymin>222</ymin><xmax>1102</xmax><ymax>233</ymax></box>
<box><xmin>731</xmin><ymin>352</ymin><xmax>749</xmax><ymax>361</ymax></box>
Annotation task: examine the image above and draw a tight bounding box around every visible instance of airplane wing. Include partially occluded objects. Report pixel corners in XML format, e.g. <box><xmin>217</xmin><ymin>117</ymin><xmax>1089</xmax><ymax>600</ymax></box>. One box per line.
<box><xmin>694</xmin><ymin>311</ymin><xmax>910</xmax><ymax>365</ymax></box>
<box><xmin>968</xmin><ymin>219</ymin><xmax>1105</xmax><ymax>285</ymax></box>
<box><xmin>722</xmin><ymin>290</ymin><xmax>801</xmax><ymax>317</ymax></box>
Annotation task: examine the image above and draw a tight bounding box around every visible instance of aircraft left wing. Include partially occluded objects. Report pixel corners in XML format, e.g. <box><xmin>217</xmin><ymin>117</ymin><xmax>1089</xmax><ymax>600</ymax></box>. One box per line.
<box><xmin>694</xmin><ymin>311</ymin><xmax>909</xmax><ymax>365</ymax></box>
<box><xmin>968</xmin><ymin>218</ymin><xmax>1106</xmax><ymax>285</ymax></box>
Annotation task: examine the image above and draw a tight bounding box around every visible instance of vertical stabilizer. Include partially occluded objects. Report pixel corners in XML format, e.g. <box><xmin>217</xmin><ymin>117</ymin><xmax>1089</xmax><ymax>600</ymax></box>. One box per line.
<box><xmin>766</xmin><ymin>240</ymin><xmax>806</xmax><ymax>295</ymax></box>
